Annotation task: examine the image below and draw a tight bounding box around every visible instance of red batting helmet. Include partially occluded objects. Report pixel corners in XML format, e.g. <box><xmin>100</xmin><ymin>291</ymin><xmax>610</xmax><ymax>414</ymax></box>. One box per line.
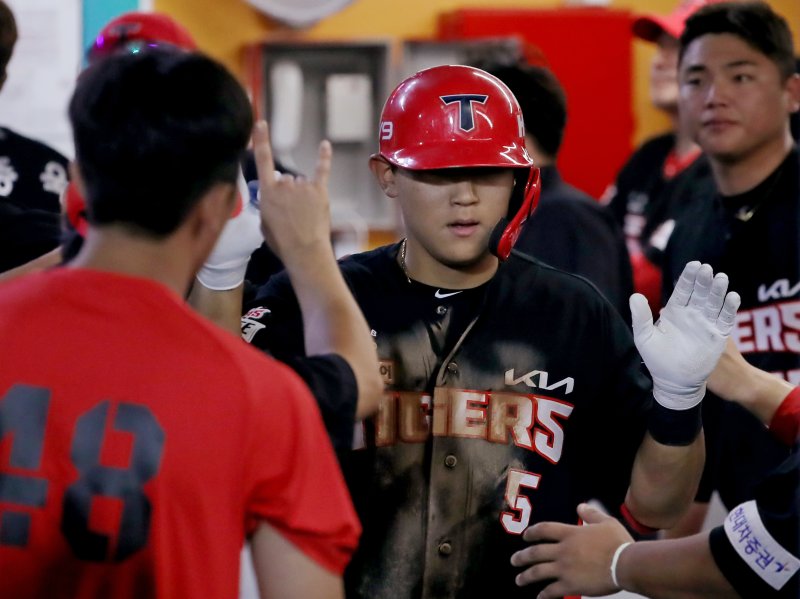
<box><xmin>378</xmin><ymin>64</ymin><xmax>540</xmax><ymax>261</ymax></box>
<box><xmin>87</xmin><ymin>12</ymin><xmax>197</xmax><ymax>63</ymax></box>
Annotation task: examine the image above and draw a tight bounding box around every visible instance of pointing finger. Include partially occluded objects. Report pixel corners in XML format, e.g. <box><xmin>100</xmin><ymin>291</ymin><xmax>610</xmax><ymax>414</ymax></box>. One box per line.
<box><xmin>314</xmin><ymin>139</ymin><xmax>332</xmax><ymax>189</ymax></box>
<box><xmin>252</xmin><ymin>120</ymin><xmax>276</xmax><ymax>187</ymax></box>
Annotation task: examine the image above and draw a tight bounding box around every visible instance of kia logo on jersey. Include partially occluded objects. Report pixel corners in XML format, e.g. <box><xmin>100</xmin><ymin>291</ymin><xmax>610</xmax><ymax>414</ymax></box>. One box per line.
<box><xmin>440</xmin><ymin>94</ymin><xmax>488</xmax><ymax>132</ymax></box>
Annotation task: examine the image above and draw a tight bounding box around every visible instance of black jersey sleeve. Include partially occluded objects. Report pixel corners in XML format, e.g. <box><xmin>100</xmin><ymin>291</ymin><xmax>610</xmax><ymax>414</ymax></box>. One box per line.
<box><xmin>709</xmin><ymin>451</ymin><xmax>800</xmax><ymax>598</ymax></box>
<box><xmin>281</xmin><ymin>353</ymin><xmax>357</xmax><ymax>450</ymax></box>
<box><xmin>0</xmin><ymin>202</ymin><xmax>61</xmax><ymax>272</ymax></box>
<box><xmin>242</xmin><ymin>271</ymin><xmax>358</xmax><ymax>450</ymax></box>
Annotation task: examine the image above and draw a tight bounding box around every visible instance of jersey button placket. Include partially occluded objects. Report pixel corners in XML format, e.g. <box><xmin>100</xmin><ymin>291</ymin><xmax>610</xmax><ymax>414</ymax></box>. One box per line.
<box><xmin>446</xmin><ymin>362</ymin><xmax>458</xmax><ymax>375</ymax></box>
<box><xmin>436</xmin><ymin>305</ymin><xmax>447</xmax><ymax>316</ymax></box>
<box><xmin>444</xmin><ymin>454</ymin><xmax>457</xmax><ymax>468</ymax></box>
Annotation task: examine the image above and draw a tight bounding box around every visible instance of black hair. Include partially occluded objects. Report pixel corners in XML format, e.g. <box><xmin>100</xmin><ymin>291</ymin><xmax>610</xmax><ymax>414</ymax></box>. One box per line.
<box><xmin>482</xmin><ymin>63</ymin><xmax>567</xmax><ymax>159</ymax></box>
<box><xmin>0</xmin><ymin>1</ymin><xmax>17</xmax><ymax>81</ymax></box>
<box><xmin>69</xmin><ymin>48</ymin><xmax>253</xmax><ymax>237</ymax></box>
<box><xmin>680</xmin><ymin>2</ymin><xmax>796</xmax><ymax>81</ymax></box>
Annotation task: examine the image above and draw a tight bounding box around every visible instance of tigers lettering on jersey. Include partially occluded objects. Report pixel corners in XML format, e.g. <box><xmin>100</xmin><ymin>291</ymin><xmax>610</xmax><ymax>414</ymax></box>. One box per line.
<box><xmin>733</xmin><ymin>299</ymin><xmax>800</xmax><ymax>354</ymax></box>
<box><xmin>369</xmin><ymin>388</ymin><xmax>574</xmax><ymax>464</ymax></box>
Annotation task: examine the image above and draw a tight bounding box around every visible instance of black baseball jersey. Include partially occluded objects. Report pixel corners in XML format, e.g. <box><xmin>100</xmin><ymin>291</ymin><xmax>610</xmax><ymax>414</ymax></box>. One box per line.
<box><xmin>244</xmin><ymin>243</ymin><xmax>653</xmax><ymax>599</ymax></box>
<box><xmin>515</xmin><ymin>165</ymin><xmax>633</xmax><ymax>324</ymax></box>
<box><xmin>662</xmin><ymin>147</ymin><xmax>800</xmax><ymax>509</ymax></box>
<box><xmin>709</xmin><ymin>448</ymin><xmax>799</xmax><ymax>598</ymax></box>
<box><xmin>0</xmin><ymin>127</ymin><xmax>68</xmax><ymax>272</ymax></box>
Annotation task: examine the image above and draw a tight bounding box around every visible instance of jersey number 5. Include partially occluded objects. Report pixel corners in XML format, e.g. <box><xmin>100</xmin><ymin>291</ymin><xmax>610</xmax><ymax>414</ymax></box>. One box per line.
<box><xmin>0</xmin><ymin>384</ymin><xmax>165</xmax><ymax>561</ymax></box>
<box><xmin>500</xmin><ymin>468</ymin><xmax>541</xmax><ymax>535</ymax></box>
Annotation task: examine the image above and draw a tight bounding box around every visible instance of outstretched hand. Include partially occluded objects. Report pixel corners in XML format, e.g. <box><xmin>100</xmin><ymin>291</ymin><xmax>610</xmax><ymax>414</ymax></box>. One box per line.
<box><xmin>631</xmin><ymin>261</ymin><xmax>741</xmax><ymax>410</ymax></box>
<box><xmin>510</xmin><ymin>504</ymin><xmax>633</xmax><ymax>598</ymax></box>
<box><xmin>252</xmin><ymin>120</ymin><xmax>334</xmax><ymax>266</ymax></box>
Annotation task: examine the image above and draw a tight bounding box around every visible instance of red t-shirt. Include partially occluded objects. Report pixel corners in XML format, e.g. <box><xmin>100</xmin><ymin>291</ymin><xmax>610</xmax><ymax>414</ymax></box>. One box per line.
<box><xmin>0</xmin><ymin>268</ymin><xmax>360</xmax><ymax>598</ymax></box>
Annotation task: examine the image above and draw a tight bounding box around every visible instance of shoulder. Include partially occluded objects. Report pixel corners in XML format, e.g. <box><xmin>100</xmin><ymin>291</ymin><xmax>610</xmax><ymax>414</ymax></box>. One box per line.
<box><xmin>0</xmin><ymin>127</ymin><xmax>69</xmax><ymax>166</ymax></box>
<box><xmin>503</xmin><ymin>251</ymin><xmax>612</xmax><ymax>308</ymax></box>
<box><xmin>338</xmin><ymin>243</ymin><xmax>398</xmax><ymax>278</ymax></box>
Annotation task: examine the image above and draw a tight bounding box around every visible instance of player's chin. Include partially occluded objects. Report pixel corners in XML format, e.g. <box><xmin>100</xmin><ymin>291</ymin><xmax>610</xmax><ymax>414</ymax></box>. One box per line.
<box><xmin>439</xmin><ymin>246</ymin><xmax>493</xmax><ymax>270</ymax></box>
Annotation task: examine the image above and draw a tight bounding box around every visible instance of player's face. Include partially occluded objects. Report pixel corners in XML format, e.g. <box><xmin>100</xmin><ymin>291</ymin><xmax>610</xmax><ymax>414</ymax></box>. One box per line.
<box><xmin>679</xmin><ymin>33</ymin><xmax>799</xmax><ymax>164</ymax></box>
<box><xmin>393</xmin><ymin>166</ymin><xmax>513</xmax><ymax>273</ymax></box>
<box><xmin>650</xmin><ymin>33</ymin><xmax>680</xmax><ymax>113</ymax></box>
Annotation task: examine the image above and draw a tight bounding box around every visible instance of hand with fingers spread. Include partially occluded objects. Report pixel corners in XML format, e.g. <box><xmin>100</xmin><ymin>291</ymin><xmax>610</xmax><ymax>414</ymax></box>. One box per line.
<box><xmin>252</xmin><ymin>120</ymin><xmax>334</xmax><ymax>267</ymax></box>
<box><xmin>510</xmin><ymin>503</ymin><xmax>633</xmax><ymax>598</ymax></box>
<box><xmin>631</xmin><ymin>261</ymin><xmax>741</xmax><ymax>410</ymax></box>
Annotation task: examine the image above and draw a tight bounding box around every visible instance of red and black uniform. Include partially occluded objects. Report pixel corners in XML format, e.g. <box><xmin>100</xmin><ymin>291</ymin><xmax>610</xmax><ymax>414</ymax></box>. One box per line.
<box><xmin>663</xmin><ymin>147</ymin><xmax>800</xmax><ymax>511</ymax></box>
<box><xmin>0</xmin><ymin>268</ymin><xmax>359</xmax><ymax>599</ymax></box>
<box><xmin>0</xmin><ymin>127</ymin><xmax>68</xmax><ymax>272</ymax></box>
<box><xmin>244</xmin><ymin>244</ymin><xmax>653</xmax><ymax>599</ymax></box>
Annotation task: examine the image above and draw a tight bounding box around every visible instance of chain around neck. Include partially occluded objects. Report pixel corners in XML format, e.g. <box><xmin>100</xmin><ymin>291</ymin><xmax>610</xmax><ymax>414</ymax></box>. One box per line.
<box><xmin>399</xmin><ymin>238</ymin><xmax>412</xmax><ymax>284</ymax></box>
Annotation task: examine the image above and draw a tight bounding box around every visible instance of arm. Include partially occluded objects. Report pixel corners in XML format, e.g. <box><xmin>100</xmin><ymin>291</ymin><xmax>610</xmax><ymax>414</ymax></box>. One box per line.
<box><xmin>512</xmin><ymin>503</ymin><xmax>739</xmax><ymax>599</ymax></box>
<box><xmin>250</xmin><ymin>522</ymin><xmax>344</xmax><ymax>599</ymax></box>
<box><xmin>709</xmin><ymin>338</ymin><xmax>795</xmax><ymax>430</ymax></box>
<box><xmin>626</xmin><ymin>262</ymin><xmax>740</xmax><ymax>529</ymax></box>
<box><xmin>251</xmin><ymin>122</ymin><xmax>382</xmax><ymax>419</ymax></box>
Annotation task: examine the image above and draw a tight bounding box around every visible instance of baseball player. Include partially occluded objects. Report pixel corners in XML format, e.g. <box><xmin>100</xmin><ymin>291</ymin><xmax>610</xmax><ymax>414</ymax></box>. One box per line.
<box><xmin>603</xmin><ymin>0</ymin><xmax>718</xmax><ymax>312</ymax></box>
<box><xmin>512</xmin><ymin>341</ymin><xmax>799</xmax><ymax>598</ymax></box>
<box><xmin>242</xmin><ymin>64</ymin><xmax>740</xmax><ymax>598</ymax></box>
<box><xmin>661</xmin><ymin>1</ymin><xmax>800</xmax><ymax>536</ymax></box>
<box><xmin>0</xmin><ymin>49</ymin><xmax>359</xmax><ymax>598</ymax></box>
<box><xmin>0</xmin><ymin>0</ymin><xmax>68</xmax><ymax>273</ymax></box>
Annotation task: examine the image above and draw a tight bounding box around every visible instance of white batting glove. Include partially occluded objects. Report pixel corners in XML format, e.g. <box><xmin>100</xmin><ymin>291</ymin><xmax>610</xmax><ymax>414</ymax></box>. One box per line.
<box><xmin>631</xmin><ymin>261</ymin><xmax>741</xmax><ymax>410</ymax></box>
<box><xmin>196</xmin><ymin>172</ymin><xmax>264</xmax><ymax>291</ymax></box>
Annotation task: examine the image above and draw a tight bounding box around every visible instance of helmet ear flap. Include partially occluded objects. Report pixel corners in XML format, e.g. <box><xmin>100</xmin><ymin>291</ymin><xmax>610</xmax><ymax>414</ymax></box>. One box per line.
<box><xmin>490</xmin><ymin>167</ymin><xmax>541</xmax><ymax>261</ymax></box>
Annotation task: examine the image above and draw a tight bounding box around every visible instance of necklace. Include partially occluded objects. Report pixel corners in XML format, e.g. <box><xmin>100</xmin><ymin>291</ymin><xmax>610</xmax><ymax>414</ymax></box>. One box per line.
<box><xmin>731</xmin><ymin>157</ymin><xmax>788</xmax><ymax>222</ymax></box>
<box><xmin>399</xmin><ymin>238</ymin><xmax>412</xmax><ymax>284</ymax></box>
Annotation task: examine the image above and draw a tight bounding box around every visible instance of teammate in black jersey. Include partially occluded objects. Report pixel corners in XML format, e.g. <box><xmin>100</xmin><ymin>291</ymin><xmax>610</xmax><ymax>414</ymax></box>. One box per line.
<box><xmin>660</xmin><ymin>1</ymin><xmax>800</xmax><ymax>539</ymax></box>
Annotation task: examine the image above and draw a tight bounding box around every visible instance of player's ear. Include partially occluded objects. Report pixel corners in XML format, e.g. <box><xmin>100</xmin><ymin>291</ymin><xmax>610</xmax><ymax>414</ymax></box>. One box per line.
<box><xmin>786</xmin><ymin>73</ymin><xmax>800</xmax><ymax>114</ymax></box>
<box><xmin>189</xmin><ymin>182</ymin><xmax>236</xmax><ymax>244</ymax></box>
<box><xmin>369</xmin><ymin>154</ymin><xmax>399</xmax><ymax>198</ymax></box>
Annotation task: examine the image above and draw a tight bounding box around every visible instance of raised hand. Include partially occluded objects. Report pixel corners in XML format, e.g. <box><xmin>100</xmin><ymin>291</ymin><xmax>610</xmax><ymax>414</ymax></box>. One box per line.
<box><xmin>252</xmin><ymin>120</ymin><xmax>334</xmax><ymax>266</ymax></box>
<box><xmin>631</xmin><ymin>261</ymin><xmax>741</xmax><ymax>410</ymax></box>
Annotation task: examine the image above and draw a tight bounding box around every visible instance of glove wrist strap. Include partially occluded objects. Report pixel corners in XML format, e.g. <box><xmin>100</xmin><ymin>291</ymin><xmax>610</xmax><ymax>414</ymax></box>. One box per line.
<box><xmin>647</xmin><ymin>402</ymin><xmax>702</xmax><ymax>446</ymax></box>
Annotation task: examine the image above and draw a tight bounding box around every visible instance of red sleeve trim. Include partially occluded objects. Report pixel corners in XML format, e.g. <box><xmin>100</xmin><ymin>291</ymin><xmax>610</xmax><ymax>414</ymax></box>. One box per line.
<box><xmin>769</xmin><ymin>386</ymin><xmax>800</xmax><ymax>447</ymax></box>
<box><xmin>620</xmin><ymin>502</ymin><xmax>659</xmax><ymax>535</ymax></box>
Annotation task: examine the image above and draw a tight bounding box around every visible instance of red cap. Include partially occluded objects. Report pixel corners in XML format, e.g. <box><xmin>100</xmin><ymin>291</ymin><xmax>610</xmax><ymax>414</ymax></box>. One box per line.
<box><xmin>89</xmin><ymin>12</ymin><xmax>197</xmax><ymax>61</ymax></box>
<box><xmin>632</xmin><ymin>0</ymin><xmax>719</xmax><ymax>42</ymax></box>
